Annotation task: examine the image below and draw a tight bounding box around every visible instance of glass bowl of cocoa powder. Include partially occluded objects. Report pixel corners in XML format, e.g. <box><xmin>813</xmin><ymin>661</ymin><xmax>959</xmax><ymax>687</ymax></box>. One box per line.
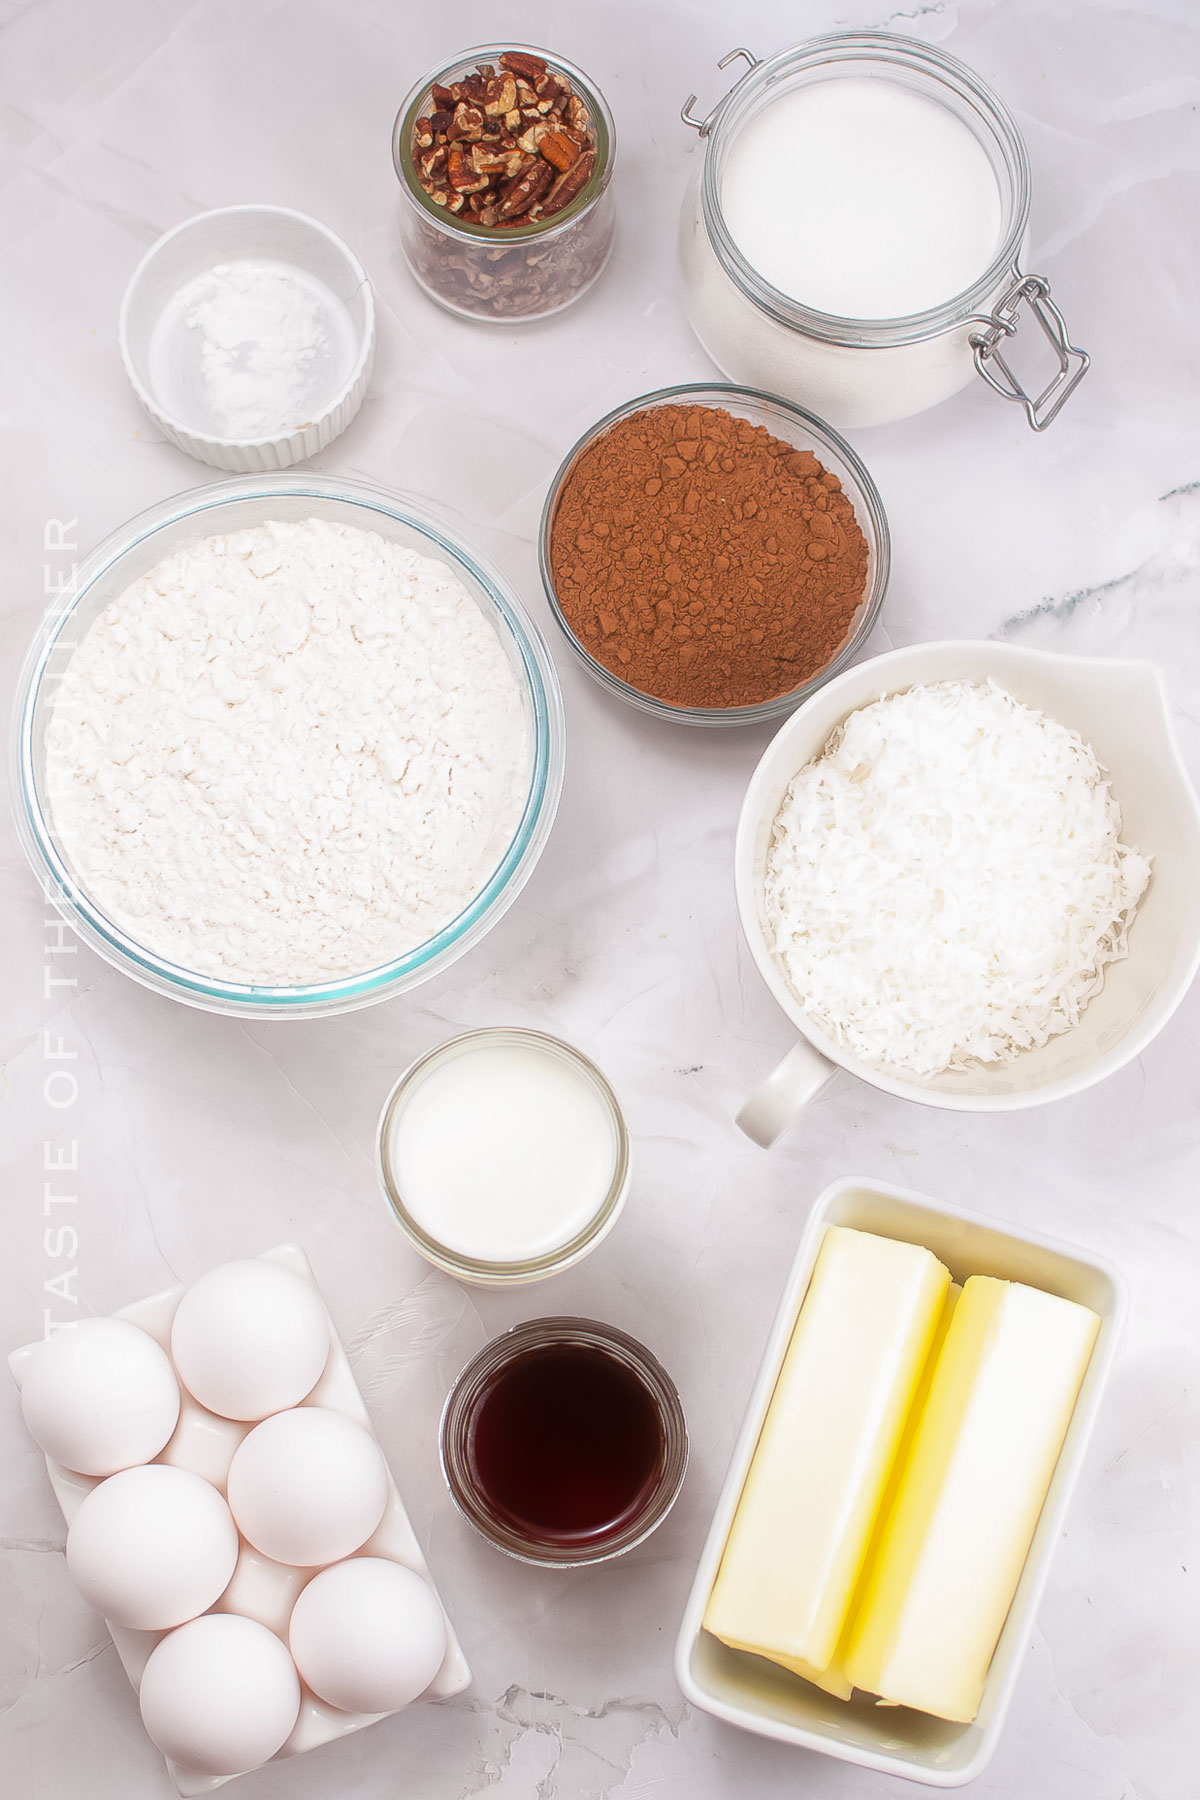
<box><xmin>538</xmin><ymin>384</ymin><xmax>889</xmax><ymax>725</ymax></box>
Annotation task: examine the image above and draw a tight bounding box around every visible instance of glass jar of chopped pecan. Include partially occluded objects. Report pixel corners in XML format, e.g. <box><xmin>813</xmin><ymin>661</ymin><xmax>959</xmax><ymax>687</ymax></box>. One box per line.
<box><xmin>392</xmin><ymin>45</ymin><xmax>616</xmax><ymax>323</ymax></box>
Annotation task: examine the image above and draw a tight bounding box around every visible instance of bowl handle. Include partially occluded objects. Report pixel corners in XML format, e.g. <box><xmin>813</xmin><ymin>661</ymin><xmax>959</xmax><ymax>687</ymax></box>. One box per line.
<box><xmin>736</xmin><ymin>1040</ymin><xmax>836</xmax><ymax>1147</ymax></box>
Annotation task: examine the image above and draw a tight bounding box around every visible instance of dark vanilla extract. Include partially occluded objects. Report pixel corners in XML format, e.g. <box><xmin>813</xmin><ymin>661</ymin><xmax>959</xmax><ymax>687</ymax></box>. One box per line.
<box><xmin>466</xmin><ymin>1342</ymin><xmax>666</xmax><ymax>1547</ymax></box>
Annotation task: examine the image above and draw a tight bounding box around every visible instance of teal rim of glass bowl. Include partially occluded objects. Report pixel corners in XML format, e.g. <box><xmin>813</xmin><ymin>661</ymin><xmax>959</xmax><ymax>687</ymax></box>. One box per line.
<box><xmin>15</xmin><ymin>476</ymin><xmax>562</xmax><ymax>1011</ymax></box>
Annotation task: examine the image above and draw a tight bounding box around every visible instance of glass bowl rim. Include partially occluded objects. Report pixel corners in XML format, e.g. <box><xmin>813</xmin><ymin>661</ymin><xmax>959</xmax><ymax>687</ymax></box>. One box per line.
<box><xmin>12</xmin><ymin>472</ymin><xmax>565</xmax><ymax>1012</ymax></box>
<box><xmin>439</xmin><ymin>1314</ymin><xmax>689</xmax><ymax>1566</ymax></box>
<box><xmin>376</xmin><ymin>1026</ymin><xmax>631</xmax><ymax>1283</ymax></box>
<box><xmin>536</xmin><ymin>381</ymin><xmax>890</xmax><ymax>727</ymax></box>
<box><xmin>391</xmin><ymin>41</ymin><xmax>616</xmax><ymax>244</ymax></box>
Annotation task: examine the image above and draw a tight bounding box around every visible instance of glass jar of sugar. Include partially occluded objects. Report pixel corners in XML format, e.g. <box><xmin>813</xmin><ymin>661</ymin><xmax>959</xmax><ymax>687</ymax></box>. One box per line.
<box><xmin>678</xmin><ymin>34</ymin><xmax>1089</xmax><ymax>431</ymax></box>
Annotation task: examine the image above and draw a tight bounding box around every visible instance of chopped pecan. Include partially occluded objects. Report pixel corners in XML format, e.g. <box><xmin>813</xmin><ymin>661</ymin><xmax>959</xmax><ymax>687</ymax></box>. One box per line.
<box><xmin>411</xmin><ymin>50</ymin><xmax>600</xmax><ymax>250</ymax></box>
<box><xmin>473</xmin><ymin>143</ymin><xmax>522</xmax><ymax>179</ymax></box>
<box><xmin>539</xmin><ymin>148</ymin><xmax>595</xmax><ymax>218</ymax></box>
<box><xmin>499</xmin><ymin>50</ymin><xmax>547</xmax><ymax>81</ymax></box>
<box><xmin>448</xmin><ymin>102</ymin><xmax>484</xmax><ymax>143</ymax></box>
<box><xmin>447</xmin><ymin>145</ymin><xmax>488</xmax><ymax>192</ymax></box>
<box><xmin>497</xmin><ymin>157</ymin><xmax>554</xmax><ymax>220</ymax></box>
<box><xmin>537</xmin><ymin>129</ymin><xmax>579</xmax><ymax>171</ymax></box>
<box><xmin>483</xmin><ymin>73</ymin><xmax>518</xmax><ymax>117</ymax></box>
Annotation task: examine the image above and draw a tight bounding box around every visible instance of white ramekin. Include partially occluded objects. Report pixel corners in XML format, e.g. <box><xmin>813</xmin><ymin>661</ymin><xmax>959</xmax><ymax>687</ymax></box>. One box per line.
<box><xmin>118</xmin><ymin>205</ymin><xmax>375</xmax><ymax>473</ymax></box>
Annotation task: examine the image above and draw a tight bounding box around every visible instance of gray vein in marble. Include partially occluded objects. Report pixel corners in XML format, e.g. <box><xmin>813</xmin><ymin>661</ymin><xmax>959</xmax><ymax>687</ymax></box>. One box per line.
<box><xmin>449</xmin><ymin>1687</ymin><xmax>686</xmax><ymax>1800</ymax></box>
<box><xmin>995</xmin><ymin>482</ymin><xmax>1200</xmax><ymax>639</ymax></box>
<box><xmin>344</xmin><ymin>1276</ymin><xmax>476</xmax><ymax>1405</ymax></box>
<box><xmin>0</xmin><ymin>1640</ymin><xmax>112</xmax><ymax>1723</ymax></box>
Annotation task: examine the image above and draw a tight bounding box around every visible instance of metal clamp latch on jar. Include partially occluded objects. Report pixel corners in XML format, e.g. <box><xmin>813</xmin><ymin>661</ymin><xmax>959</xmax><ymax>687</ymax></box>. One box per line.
<box><xmin>967</xmin><ymin>273</ymin><xmax>1090</xmax><ymax>432</ymax></box>
<box><xmin>681</xmin><ymin>47</ymin><xmax>760</xmax><ymax>136</ymax></box>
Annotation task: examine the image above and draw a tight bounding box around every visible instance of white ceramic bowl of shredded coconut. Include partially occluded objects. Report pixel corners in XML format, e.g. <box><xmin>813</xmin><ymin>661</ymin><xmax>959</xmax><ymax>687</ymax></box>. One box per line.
<box><xmin>734</xmin><ymin>641</ymin><xmax>1200</xmax><ymax>1143</ymax></box>
<box><xmin>13</xmin><ymin>474</ymin><xmax>564</xmax><ymax>1018</ymax></box>
<box><xmin>119</xmin><ymin>206</ymin><xmax>375</xmax><ymax>472</ymax></box>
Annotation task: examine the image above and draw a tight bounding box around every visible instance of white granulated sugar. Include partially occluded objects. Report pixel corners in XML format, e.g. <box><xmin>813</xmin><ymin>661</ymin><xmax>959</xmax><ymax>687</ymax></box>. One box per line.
<box><xmin>46</xmin><ymin>518</ymin><xmax>529</xmax><ymax>987</ymax></box>
<box><xmin>179</xmin><ymin>260</ymin><xmax>329</xmax><ymax>438</ymax></box>
<box><xmin>764</xmin><ymin>680</ymin><xmax>1151</xmax><ymax>1079</ymax></box>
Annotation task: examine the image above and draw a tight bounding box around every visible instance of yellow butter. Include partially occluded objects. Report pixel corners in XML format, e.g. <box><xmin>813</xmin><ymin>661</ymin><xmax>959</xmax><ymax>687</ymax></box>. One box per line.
<box><xmin>842</xmin><ymin>1275</ymin><xmax>1100</xmax><ymax>1722</ymax></box>
<box><xmin>704</xmin><ymin>1225</ymin><xmax>951</xmax><ymax>1686</ymax></box>
<box><xmin>819</xmin><ymin>1280</ymin><xmax>962</xmax><ymax>1685</ymax></box>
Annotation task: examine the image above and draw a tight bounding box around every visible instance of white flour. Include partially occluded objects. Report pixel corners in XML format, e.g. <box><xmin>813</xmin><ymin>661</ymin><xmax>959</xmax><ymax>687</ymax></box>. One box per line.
<box><xmin>46</xmin><ymin>519</ymin><xmax>529</xmax><ymax>987</ymax></box>
<box><xmin>179</xmin><ymin>260</ymin><xmax>331</xmax><ymax>439</ymax></box>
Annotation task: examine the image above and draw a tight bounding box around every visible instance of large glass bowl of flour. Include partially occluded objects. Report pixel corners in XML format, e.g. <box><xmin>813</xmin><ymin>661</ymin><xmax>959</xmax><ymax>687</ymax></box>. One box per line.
<box><xmin>13</xmin><ymin>475</ymin><xmax>565</xmax><ymax>1017</ymax></box>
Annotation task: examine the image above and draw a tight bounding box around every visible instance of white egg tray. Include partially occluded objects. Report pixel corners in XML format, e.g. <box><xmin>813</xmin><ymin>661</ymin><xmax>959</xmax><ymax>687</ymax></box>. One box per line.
<box><xmin>8</xmin><ymin>1244</ymin><xmax>470</xmax><ymax>1795</ymax></box>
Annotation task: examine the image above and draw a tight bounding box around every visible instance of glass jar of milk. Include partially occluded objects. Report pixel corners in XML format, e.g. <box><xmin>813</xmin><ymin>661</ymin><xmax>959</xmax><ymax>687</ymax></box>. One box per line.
<box><xmin>679</xmin><ymin>34</ymin><xmax>1089</xmax><ymax>431</ymax></box>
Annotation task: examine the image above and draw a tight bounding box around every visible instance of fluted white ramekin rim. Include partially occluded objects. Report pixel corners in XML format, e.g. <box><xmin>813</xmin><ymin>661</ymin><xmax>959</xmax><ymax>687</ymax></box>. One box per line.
<box><xmin>118</xmin><ymin>204</ymin><xmax>375</xmax><ymax>473</ymax></box>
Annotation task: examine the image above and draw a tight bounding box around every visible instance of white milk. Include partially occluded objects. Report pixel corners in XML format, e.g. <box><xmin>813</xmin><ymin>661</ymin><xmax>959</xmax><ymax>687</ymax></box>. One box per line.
<box><xmin>720</xmin><ymin>78</ymin><xmax>1003</xmax><ymax>319</ymax></box>
<box><xmin>386</xmin><ymin>1040</ymin><xmax>619</xmax><ymax>1264</ymax></box>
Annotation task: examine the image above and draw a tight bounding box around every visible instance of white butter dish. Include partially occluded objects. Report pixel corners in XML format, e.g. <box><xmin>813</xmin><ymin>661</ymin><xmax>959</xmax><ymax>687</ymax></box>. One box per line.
<box><xmin>9</xmin><ymin>1245</ymin><xmax>469</xmax><ymax>1796</ymax></box>
<box><xmin>674</xmin><ymin>1176</ymin><xmax>1126</xmax><ymax>1786</ymax></box>
<box><xmin>119</xmin><ymin>205</ymin><xmax>375</xmax><ymax>472</ymax></box>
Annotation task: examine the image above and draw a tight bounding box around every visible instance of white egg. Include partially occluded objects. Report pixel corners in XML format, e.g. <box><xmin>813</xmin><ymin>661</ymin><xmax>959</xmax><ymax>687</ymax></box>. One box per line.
<box><xmin>226</xmin><ymin>1407</ymin><xmax>388</xmax><ymax>1567</ymax></box>
<box><xmin>20</xmin><ymin>1317</ymin><xmax>180</xmax><ymax>1476</ymax></box>
<box><xmin>139</xmin><ymin>1613</ymin><xmax>301</xmax><ymax>1776</ymax></box>
<box><xmin>288</xmin><ymin>1557</ymin><xmax>446</xmax><ymax>1714</ymax></box>
<box><xmin>66</xmin><ymin>1464</ymin><xmax>239</xmax><ymax>1630</ymax></box>
<box><xmin>170</xmin><ymin>1260</ymin><xmax>330</xmax><ymax>1422</ymax></box>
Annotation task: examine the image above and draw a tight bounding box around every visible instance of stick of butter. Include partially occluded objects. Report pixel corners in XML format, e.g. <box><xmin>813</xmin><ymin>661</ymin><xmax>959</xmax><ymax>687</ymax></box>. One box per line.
<box><xmin>703</xmin><ymin>1225</ymin><xmax>951</xmax><ymax>1690</ymax></box>
<box><xmin>842</xmin><ymin>1275</ymin><xmax>1100</xmax><ymax>1723</ymax></box>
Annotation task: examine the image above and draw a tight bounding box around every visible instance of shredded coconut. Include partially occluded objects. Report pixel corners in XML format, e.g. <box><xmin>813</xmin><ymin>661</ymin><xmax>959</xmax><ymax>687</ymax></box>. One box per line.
<box><xmin>763</xmin><ymin>679</ymin><xmax>1151</xmax><ymax>1078</ymax></box>
<box><xmin>45</xmin><ymin>518</ymin><xmax>529</xmax><ymax>987</ymax></box>
<box><xmin>179</xmin><ymin>260</ymin><xmax>331</xmax><ymax>439</ymax></box>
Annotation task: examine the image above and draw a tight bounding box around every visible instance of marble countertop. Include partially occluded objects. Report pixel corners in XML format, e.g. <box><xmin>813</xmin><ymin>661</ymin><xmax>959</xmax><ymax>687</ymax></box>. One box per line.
<box><xmin>2</xmin><ymin>2</ymin><xmax>1197</xmax><ymax>1796</ymax></box>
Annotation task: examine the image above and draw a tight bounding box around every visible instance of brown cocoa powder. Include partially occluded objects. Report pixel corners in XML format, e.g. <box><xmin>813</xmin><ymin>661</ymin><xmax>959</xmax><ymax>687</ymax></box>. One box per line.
<box><xmin>548</xmin><ymin>403</ymin><xmax>870</xmax><ymax>710</ymax></box>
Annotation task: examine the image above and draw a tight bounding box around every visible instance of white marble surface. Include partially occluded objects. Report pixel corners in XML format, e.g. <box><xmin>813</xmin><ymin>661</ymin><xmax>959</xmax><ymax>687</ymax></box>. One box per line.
<box><xmin>1</xmin><ymin>2</ymin><xmax>1197</xmax><ymax>1797</ymax></box>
